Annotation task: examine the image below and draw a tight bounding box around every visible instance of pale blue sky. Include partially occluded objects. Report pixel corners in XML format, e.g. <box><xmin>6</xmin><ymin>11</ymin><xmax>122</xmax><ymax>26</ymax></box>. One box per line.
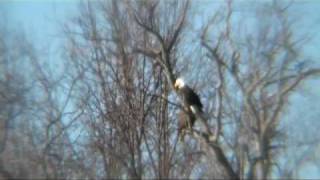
<box><xmin>2</xmin><ymin>0</ymin><xmax>320</xmax><ymax>178</ymax></box>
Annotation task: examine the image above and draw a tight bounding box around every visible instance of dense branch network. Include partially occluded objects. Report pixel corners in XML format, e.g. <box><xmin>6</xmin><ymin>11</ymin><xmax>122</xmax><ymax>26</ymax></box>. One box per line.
<box><xmin>129</xmin><ymin>1</ymin><xmax>240</xmax><ymax>179</ymax></box>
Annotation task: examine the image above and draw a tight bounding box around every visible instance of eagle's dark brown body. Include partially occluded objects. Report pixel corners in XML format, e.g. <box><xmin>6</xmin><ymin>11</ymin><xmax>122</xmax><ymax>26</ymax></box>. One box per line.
<box><xmin>178</xmin><ymin>85</ymin><xmax>203</xmax><ymax>113</ymax></box>
<box><xmin>175</xmin><ymin>79</ymin><xmax>203</xmax><ymax>141</ymax></box>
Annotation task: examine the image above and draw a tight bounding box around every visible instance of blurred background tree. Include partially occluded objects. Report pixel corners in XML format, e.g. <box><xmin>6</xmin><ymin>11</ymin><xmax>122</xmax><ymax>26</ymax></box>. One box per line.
<box><xmin>1</xmin><ymin>0</ymin><xmax>320</xmax><ymax>179</ymax></box>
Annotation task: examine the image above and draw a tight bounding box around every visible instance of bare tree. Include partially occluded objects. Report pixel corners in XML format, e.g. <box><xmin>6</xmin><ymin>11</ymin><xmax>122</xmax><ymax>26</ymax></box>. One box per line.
<box><xmin>0</xmin><ymin>22</ymin><xmax>38</xmax><ymax>179</ymax></box>
<box><xmin>127</xmin><ymin>0</ymin><xmax>241</xmax><ymax>178</ymax></box>
<box><xmin>62</xmin><ymin>1</ymin><xmax>193</xmax><ymax>178</ymax></box>
<box><xmin>200</xmin><ymin>1</ymin><xmax>320</xmax><ymax>179</ymax></box>
<box><xmin>1</xmin><ymin>0</ymin><xmax>320</xmax><ymax>179</ymax></box>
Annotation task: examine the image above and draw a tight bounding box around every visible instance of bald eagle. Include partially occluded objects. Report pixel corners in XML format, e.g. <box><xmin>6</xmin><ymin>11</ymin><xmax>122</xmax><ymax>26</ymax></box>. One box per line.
<box><xmin>174</xmin><ymin>78</ymin><xmax>203</xmax><ymax>114</ymax></box>
<box><xmin>174</xmin><ymin>78</ymin><xmax>203</xmax><ymax>140</ymax></box>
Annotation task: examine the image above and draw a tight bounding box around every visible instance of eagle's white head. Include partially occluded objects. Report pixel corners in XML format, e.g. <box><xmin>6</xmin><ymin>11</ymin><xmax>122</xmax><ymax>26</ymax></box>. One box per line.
<box><xmin>174</xmin><ymin>78</ymin><xmax>185</xmax><ymax>90</ymax></box>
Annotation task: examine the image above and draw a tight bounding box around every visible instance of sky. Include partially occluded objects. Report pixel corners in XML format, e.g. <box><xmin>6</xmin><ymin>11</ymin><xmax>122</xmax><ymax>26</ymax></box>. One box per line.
<box><xmin>1</xmin><ymin>0</ymin><xmax>320</xmax><ymax>178</ymax></box>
